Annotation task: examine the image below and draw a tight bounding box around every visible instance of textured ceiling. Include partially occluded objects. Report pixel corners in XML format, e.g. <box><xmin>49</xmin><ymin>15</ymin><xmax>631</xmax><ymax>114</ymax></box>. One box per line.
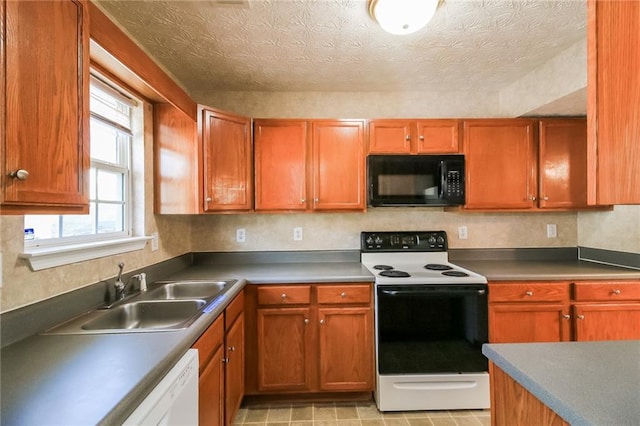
<box><xmin>95</xmin><ymin>0</ymin><xmax>586</xmax><ymax>95</ymax></box>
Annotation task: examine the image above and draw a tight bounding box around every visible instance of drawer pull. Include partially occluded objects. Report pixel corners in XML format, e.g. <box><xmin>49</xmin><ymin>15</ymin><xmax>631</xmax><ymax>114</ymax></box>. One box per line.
<box><xmin>525</xmin><ymin>291</ymin><xmax>534</xmax><ymax>296</ymax></box>
<box><xmin>611</xmin><ymin>289</ymin><xmax>621</xmax><ymax>295</ymax></box>
<box><xmin>340</xmin><ymin>292</ymin><xmax>347</xmax><ymax>298</ymax></box>
<box><xmin>281</xmin><ymin>293</ymin><xmax>287</xmax><ymax>299</ymax></box>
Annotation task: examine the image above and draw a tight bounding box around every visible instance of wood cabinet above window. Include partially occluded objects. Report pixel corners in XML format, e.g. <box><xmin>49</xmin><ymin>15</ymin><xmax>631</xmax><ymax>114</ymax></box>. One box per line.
<box><xmin>368</xmin><ymin>119</ymin><xmax>460</xmax><ymax>154</ymax></box>
<box><xmin>1</xmin><ymin>0</ymin><xmax>90</xmax><ymax>215</ymax></box>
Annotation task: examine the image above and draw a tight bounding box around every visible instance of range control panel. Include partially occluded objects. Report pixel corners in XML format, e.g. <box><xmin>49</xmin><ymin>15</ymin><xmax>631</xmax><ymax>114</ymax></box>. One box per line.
<box><xmin>361</xmin><ymin>231</ymin><xmax>448</xmax><ymax>252</ymax></box>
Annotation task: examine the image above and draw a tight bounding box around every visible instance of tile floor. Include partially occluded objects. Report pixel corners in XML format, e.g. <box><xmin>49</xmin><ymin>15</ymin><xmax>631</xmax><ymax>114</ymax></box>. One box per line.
<box><xmin>233</xmin><ymin>400</ymin><xmax>491</xmax><ymax>426</ymax></box>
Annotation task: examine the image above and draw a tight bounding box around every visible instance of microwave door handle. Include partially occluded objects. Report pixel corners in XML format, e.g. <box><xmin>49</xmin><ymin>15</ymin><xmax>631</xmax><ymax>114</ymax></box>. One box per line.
<box><xmin>439</xmin><ymin>160</ymin><xmax>447</xmax><ymax>198</ymax></box>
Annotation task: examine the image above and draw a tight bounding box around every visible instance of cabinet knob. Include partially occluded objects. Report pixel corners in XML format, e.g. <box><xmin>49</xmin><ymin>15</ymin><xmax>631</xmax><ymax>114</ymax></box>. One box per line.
<box><xmin>228</xmin><ymin>346</ymin><xmax>235</xmax><ymax>352</ymax></box>
<box><xmin>405</xmin><ymin>135</ymin><xmax>411</xmax><ymax>141</ymax></box>
<box><xmin>577</xmin><ymin>314</ymin><xmax>585</xmax><ymax>320</ymax></box>
<box><xmin>529</xmin><ymin>196</ymin><xmax>537</xmax><ymax>201</ymax></box>
<box><xmin>304</xmin><ymin>318</ymin><xmax>310</xmax><ymax>324</ymax></box>
<box><xmin>281</xmin><ymin>293</ymin><xmax>287</xmax><ymax>299</ymax></box>
<box><xmin>300</xmin><ymin>198</ymin><xmax>305</xmax><ymax>203</ymax></box>
<box><xmin>542</xmin><ymin>196</ymin><xmax>549</xmax><ymax>201</ymax></box>
<box><xmin>563</xmin><ymin>314</ymin><xmax>571</xmax><ymax>320</ymax></box>
<box><xmin>320</xmin><ymin>319</ymin><xmax>325</xmax><ymax>325</ymax></box>
<box><xmin>340</xmin><ymin>292</ymin><xmax>347</xmax><ymax>298</ymax></box>
<box><xmin>206</xmin><ymin>197</ymin><xmax>212</xmax><ymax>202</ymax></box>
<box><xmin>9</xmin><ymin>169</ymin><xmax>29</xmax><ymax>181</ymax></box>
<box><xmin>525</xmin><ymin>291</ymin><xmax>534</xmax><ymax>296</ymax></box>
<box><xmin>222</xmin><ymin>357</ymin><xmax>229</xmax><ymax>364</ymax></box>
<box><xmin>419</xmin><ymin>135</ymin><xmax>425</xmax><ymax>141</ymax></box>
<box><xmin>315</xmin><ymin>198</ymin><xmax>319</xmax><ymax>203</ymax></box>
<box><xmin>611</xmin><ymin>289</ymin><xmax>621</xmax><ymax>295</ymax></box>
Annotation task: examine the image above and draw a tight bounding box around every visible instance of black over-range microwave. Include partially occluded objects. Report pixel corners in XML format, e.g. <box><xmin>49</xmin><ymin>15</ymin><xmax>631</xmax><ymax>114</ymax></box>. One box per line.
<box><xmin>367</xmin><ymin>154</ymin><xmax>465</xmax><ymax>207</ymax></box>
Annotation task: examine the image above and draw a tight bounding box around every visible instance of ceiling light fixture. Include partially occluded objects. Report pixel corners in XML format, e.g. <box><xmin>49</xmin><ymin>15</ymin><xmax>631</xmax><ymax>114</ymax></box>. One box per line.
<box><xmin>369</xmin><ymin>0</ymin><xmax>439</xmax><ymax>35</ymax></box>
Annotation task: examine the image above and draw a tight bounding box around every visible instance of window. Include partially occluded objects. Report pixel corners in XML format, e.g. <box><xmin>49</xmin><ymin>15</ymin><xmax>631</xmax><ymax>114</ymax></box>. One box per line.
<box><xmin>25</xmin><ymin>76</ymin><xmax>136</xmax><ymax>246</ymax></box>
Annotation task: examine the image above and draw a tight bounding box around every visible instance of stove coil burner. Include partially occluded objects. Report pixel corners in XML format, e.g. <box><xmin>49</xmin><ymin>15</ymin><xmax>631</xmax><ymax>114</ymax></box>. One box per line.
<box><xmin>379</xmin><ymin>270</ymin><xmax>411</xmax><ymax>278</ymax></box>
<box><xmin>373</xmin><ymin>265</ymin><xmax>394</xmax><ymax>271</ymax></box>
<box><xmin>424</xmin><ymin>264</ymin><xmax>453</xmax><ymax>271</ymax></box>
<box><xmin>442</xmin><ymin>270</ymin><xmax>469</xmax><ymax>277</ymax></box>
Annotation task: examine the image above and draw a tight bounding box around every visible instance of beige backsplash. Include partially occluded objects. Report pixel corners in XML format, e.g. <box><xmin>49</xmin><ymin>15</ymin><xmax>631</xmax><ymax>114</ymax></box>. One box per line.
<box><xmin>191</xmin><ymin>209</ymin><xmax>579</xmax><ymax>252</ymax></box>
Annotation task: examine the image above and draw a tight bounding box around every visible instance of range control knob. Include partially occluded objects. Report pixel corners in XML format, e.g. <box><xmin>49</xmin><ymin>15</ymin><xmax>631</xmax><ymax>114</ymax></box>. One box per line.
<box><xmin>366</xmin><ymin>236</ymin><xmax>374</xmax><ymax>245</ymax></box>
<box><xmin>374</xmin><ymin>236</ymin><xmax>383</xmax><ymax>245</ymax></box>
<box><xmin>427</xmin><ymin>236</ymin><xmax>437</xmax><ymax>245</ymax></box>
<box><xmin>437</xmin><ymin>236</ymin><xmax>445</xmax><ymax>245</ymax></box>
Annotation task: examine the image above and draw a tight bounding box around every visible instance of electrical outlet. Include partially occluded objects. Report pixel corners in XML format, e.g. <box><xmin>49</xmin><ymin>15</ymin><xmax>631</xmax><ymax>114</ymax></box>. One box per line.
<box><xmin>151</xmin><ymin>232</ymin><xmax>159</xmax><ymax>251</ymax></box>
<box><xmin>546</xmin><ymin>224</ymin><xmax>557</xmax><ymax>238</ymax></box>
<box><xmin>236</xmin><ymin>228</ymin><xmax>246</xmax><ymax>243</ymax></box>
<box><xmin>458</xmin><ymin>226</ymin><xmax>468</xmax><ymax>240</ymax></box>
<box><xmin>293</xmin><ymin>227</ymin><xmax>303</xmax><ymax>241</ymax></box>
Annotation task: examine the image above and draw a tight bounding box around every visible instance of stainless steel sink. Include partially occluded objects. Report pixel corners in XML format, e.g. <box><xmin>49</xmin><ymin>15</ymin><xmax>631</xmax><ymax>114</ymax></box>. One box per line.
<box><xmin>81</xmin><ymin>300</ymin><xmax>206</xmax><ymax>331</ymax></box>
<box><xmin>144</xmin><ymin>280</ymin><xmax>234</xmax><ymax>300</ymax></box>
<box><xmin>43</xmin><ymin>279</ymin><xmax>238</xmax><ymax>335</ymax></box>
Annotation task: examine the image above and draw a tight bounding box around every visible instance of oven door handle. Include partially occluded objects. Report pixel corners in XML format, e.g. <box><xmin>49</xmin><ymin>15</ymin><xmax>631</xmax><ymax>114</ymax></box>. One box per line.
<box><xmin>379</xmin><ymin>288</ymin><xmax>486</xmax><ymax>296</ymax></box>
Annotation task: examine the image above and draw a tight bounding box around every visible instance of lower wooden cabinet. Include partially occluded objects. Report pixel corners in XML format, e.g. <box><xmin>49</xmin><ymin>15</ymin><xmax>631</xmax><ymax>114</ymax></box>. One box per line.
<box><xmin>489</xmin><ymin>281</ymin><xmax>640</xmax><ymax>343</ymax></box>
<box><xmin>192</xmin><ymin>290</ymin><xmax>244</xmax><ymax>426</ymax></box>
<box><xmin>245</xmin><ymin>283</ymin><xmax>374</xmax><ymax>395</ymax></box>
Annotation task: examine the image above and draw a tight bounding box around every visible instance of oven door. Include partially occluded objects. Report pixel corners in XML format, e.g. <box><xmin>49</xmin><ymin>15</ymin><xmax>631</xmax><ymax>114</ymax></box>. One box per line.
<box><xmin>376</xmin><ymin>284</ymin><xmax>488</xmax><ymax>375</ymax></box>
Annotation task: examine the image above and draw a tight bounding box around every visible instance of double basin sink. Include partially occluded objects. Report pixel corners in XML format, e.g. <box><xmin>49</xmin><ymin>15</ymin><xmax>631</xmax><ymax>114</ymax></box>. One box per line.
<box><xmin>45</xmin><ymin>280</ymin><xmax>237</xmax><ymax>334</ymax></box>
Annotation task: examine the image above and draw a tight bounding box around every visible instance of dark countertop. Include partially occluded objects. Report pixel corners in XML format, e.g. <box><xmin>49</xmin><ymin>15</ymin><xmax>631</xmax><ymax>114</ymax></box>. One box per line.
<box><xmin>483</xmin><ymin>340</ymin><xmax>640</xmax><ymax>426</ymax></box>
<box><xmin>0</xmin><ymin>255</ymin><xmax>372</xmax><ymax>426</ymax></box>
<box><xmin>455</xmin><ymin>259</ymin><xmax>640</xmax><ymax>281</ymax></box>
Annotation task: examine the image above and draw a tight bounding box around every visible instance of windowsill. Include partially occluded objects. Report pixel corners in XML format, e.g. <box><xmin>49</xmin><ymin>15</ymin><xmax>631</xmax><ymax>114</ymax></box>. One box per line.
<box><xmin>20</xmin><ymin>236</ymin><xmax>152</xmax><ymax>271</ymax></box>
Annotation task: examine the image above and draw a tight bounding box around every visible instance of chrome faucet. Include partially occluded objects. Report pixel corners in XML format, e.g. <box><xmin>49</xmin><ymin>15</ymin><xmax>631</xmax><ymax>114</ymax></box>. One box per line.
<box><xmin>114</xmin><ymin>263</ymin><xmax>145</xmax><ymax>301</ymax></box>
<box><xmin>114</xmin><ymin>262</ymin><xmax>126</xmax><ymax>299</ymax></box>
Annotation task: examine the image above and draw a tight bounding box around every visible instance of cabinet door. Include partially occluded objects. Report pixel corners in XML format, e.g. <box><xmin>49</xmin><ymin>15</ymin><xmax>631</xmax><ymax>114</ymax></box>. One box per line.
<box><xmin>2</xmin><ymin>0</ymin><xmax>89</xmax><ymax>213</ymax></box>
<box><xmin>311</xmin><ymin>120</ymin><xmax>365</xmax><ymax>211</ymax></box>
<box><xmin>256</xmin><ymin>307</ymin><xmax>313</xmax><ymax>392</ymax></box>
<box><xmin>225</xmin><ymin>313</ymin><xmax>244</xmax><ymax>426</ymax></box>
<box><xmin>254</xmin><ymin>120</ymin><xmax>307</xmax><ymax>211</ymax></box>
<box><xmin>415</xmin><ymin>120</ymin><xmax>460</xmax><ymax>153</ymax></box>
<box><xmin>538</xmin><ymin>119</ymin><xmax>588</xmax><ymax>209</ymax></box>
<box><xmin>199</xmin><ymin>344</ymin><xmax>224</xmax><ymax>426</ymax></box>
<box><xmin>587</xmin><ymin>0</ymin><xmax>640</xmax><ymax>204</ymax></box>
<box><xmin>464</xmin><ymin>120</ymin><xmax>536</xmax><ymax>209</ymax></box>
<box><xmin>318</xmin><ymin>307</ymin><xmax>374</xmax><ymax>391</ymax></box>
<box><xmin>489</xmin><ymin>304</ymin><xmax>571</xmax><ymax>343</ymax></box>
<box><xmin>201</xmin><ymin>108</ymin><xmax>252</xmax><ymax>211</ymax></box>
<box><xmin>573</xmin><ymin>304</ymin><xmax>640</xmax><ymax>341</ymax></box>
<box><xmin>368</xmin><ymin>120</ymin><xmax>413</xmax><ymax>153</ymax></box>
<box><xmin>154</xmin><ymin>104</ymin><xmax>198</xmax><ymax>214</ymax></box>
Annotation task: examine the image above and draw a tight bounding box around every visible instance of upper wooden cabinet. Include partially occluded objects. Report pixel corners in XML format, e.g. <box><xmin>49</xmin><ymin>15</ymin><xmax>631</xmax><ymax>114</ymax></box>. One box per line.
<box><xmin>254</xmin><ymin>119</ymin><xmax>366</xmax><ymax>212</ymax></box>
<box><xmin>464</xmin><ymin>119</ymin><xmax>537</xmax><ymax>210</ymax></box>
<box><xmin>368</xmin><ymin>119</ymin><xmax>460</xmax><ymax>154</ymax></box>
<box><xmin>200</xmin><ymin>107</ymin><xmax>253</xmax><ymax>212</ymax></box>
<box><xmin>464</xmin><ymin>118</ymin><xmax>591</xmax><ymax>211</ymax></box>
<box><xmin>538</xmin><ymin>118</ymin><xmax>589</xmax><ymax>209</ymax></box>
<box><xmin>1</xmin><ymin>0</ymin><xmax>90</xmax><ymax>214</ymax></box>
<box><xmin>154</xmin><ymin>104</ymin><xmax>199</xmax><ymax>214</ymax></box>
<box><xmin>587</xmin><ymin>0</ymin><xmax>640</xmax><ymax>205</ymax></box>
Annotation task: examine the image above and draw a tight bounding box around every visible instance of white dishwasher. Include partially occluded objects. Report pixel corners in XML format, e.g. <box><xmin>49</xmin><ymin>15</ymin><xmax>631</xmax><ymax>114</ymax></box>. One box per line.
<box><xmin>123</xmin><ymin>349</ymin><xmax>199</xmax><ymax>426</ymax></box>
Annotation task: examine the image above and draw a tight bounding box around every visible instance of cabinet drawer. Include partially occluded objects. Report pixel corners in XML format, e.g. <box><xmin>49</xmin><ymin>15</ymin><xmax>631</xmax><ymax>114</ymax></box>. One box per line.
<box><xmin>258</xmin><ymin>285</ymin><xmax>311</xmax><ymax>306</ymax></box>
<box><xmin>317</xmin><ymin>284</ymin><xmax>371</xmax><ymax>305</ymax></box>
<box><xmin>225</xmin><ymin>290</ymin><xmax>244</xmax><ymax>330</ymax></box>
<box><xmin>573</xmin><ymin>282</ymin><xmax>640</xmax><ymax>301</ymax></box>
<box><xmin>192</xmin><ymin>314</ymin><xmax>224</xmax><ymax>371</ymax></box>
<box><xmin>489</xmin><ymin>283</ymin><xmax>570</xmax><ymax>303</ymax></box>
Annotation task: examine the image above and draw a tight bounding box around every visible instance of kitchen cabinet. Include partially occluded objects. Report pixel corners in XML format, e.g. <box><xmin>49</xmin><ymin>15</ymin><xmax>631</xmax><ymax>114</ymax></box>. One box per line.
<box><xmin>489</xmin><ymin>281</ymin><xmax>640</xmax><ymax>343</ymax></box>
<box><xmin>154</xmin><ymin>103</ymin><xmax>199</xmax><ymax>214</ymax></box>
<box><xmin>489</xmin><ymin>282</ymin><xmax>571</xmax><ymax>343</ymax></box>
<box><xmin>245</xmin><ymin>283</ymin><xmax>374</xmax><ymax>395</ymax></box>
<box><xmin>464</xmin><ymin>119</ymin><xmax>592</xmax><ymax>211</ymax></box>
<box><xmin>253</xmin><ymin>119</ymin><xmax>366</xmax><ymax>212</ymax></box>
<box><xmin>200</xmin><ymin>106</ymin><xmax>252</xmax><ymax>212</ymax></box>
<box><xmin>192</xmin><ymin>290</ymin><xmax>244</xmax><ymax>426</ymax></box>
<box><xmin>572</xmin><ymin>281</ymin><xmax>640</xmax><ymax>341</ymax></box>
<box><xmin>192</xmin><ymin>315</ymin><xmax>225</xmax><ymax>426</ymax></box>
<box><xmin>1</xmin><ymin>0</ymin><xmax>90</xmax><ymax>215</ymax></box>
<box><xmin>368</xmin><ymin>119</ymin><xmax>460</xmax><ymax>154</ymax></box>
<box><xmin>587</xmin><ymin>0</ymin><xmax>640</xmax><ymax>205</ymax></box>
<box><xmin>464</xmin><ymin>119</ymin><xmax>537</xmax><ymax>210</ymax></box>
